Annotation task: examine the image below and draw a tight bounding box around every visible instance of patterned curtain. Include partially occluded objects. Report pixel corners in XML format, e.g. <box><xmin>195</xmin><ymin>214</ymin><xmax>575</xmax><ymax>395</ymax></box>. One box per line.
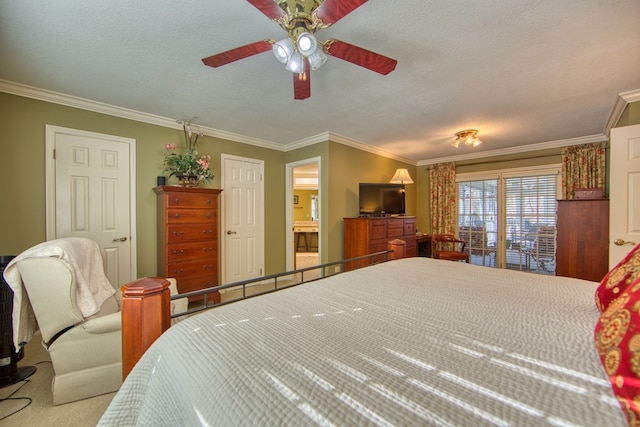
<box><xmin>429</xmin><ymin>162</ymin><xmax>457</xmax><ymax>234</ymax></box>
<box><xmin>561</xmin><ymin>142</ymin><xmax>607</xmax><ymax>199</ymax></box>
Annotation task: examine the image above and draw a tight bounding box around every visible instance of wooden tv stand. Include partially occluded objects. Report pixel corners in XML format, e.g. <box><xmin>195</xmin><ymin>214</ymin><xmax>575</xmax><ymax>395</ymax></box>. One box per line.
<box><xmin>343</xmin><ymin>216</ymin><xmax>416</xmax><ymax>270</ymax></box>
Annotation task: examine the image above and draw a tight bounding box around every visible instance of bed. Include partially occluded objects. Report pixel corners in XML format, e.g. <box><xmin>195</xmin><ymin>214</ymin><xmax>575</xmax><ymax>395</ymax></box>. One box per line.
<box><xmin>98</xmin><ymin>257</ymin><xmax>629</xmax><ymax>426</ymax></box>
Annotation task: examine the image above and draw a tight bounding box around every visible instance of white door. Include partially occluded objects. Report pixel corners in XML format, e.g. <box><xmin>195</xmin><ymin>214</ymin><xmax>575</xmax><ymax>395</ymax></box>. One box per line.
<box><xmin>221</xmin><ymin>154</ymin><xmax>264</xmax><ymax>284</ymax></box>
<box><xmin>45</xmin><ymin>125</ymin><xmax>136</xmax><ymax>288</ymax></box>
<box><xmin>610</xmin><ymin>124</ymin><xmax>640</xmax><ymax>266</ymax></box>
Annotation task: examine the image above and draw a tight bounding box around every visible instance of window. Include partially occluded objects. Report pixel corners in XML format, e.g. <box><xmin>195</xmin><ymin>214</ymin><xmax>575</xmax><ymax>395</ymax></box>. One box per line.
<box><xmin>456</xmin><ymin>166</ymin><xmax>560</xmax><ymax>274</ymax></box>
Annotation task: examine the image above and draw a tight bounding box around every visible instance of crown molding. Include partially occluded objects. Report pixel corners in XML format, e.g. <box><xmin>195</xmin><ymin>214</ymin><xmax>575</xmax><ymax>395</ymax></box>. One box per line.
<box><xmin>604</xmin><ymin>89</ymin><xmax>640</xmax><ymax>137</ymax></box>
<box><xmin>3</xmin><ymin>79</ymin><xmax>625</xmax><ymax>167</ymax></box>
<box><xmin>0</xmin><ymin>79</ymin><xmax>284</xmax><ymax>151</ymax></box>
<box><xmin>417</xmin><ymin>134</ymin><xmax>608</xmax><ymax>166</ymax></box>
<box><xmin>285</xmin><ymin>131</ymin><xmax>417</xmax><ymax>165</ymax></box>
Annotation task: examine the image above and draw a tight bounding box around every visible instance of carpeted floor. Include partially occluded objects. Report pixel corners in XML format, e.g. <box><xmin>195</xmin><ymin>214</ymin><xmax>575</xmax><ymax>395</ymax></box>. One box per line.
<box><xmin>0</xmin><ymin>333</ymin><xmax>114</xmax><ymax>426</ymax></box>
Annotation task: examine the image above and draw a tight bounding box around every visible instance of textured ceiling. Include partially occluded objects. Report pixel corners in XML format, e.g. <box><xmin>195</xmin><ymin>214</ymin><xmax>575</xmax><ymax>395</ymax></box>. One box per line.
<box><xmin>1</xmin><ymin>0</ymin><xmax>639</xmax><ymax>163</ymax></box>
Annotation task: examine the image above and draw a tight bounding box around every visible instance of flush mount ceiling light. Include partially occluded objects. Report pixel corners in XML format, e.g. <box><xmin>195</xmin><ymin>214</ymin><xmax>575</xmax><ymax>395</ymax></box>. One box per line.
<box><xmin>453</xmin><ymin>129</ymin><xmax>482</xmax><ymax>148</ymax></box>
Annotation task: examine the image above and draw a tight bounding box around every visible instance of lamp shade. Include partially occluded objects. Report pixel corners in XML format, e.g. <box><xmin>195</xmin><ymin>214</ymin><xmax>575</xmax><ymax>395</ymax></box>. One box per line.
<box><xmin>308</xmin><ymin>49</ymin><xmax>327</xmax><ymax>70</ymax></box>
<box><xmin>273</xmin><ymin>38</ymin><xmax>294</xmax><ymax>64</ymax></box>
<box><xmin>390</xmin><ymin>168</ymin><xmax>414</xmax><ymax>184</ymax></box>
<box><xmin>285</xmin><ymin>51</ymin><xmax>304</xmax><ymax>73</ymax></box>
<box><xmin>297</xmin><ymin>32</ymin><xmax>317</xmax><ymax>57</ymax></box>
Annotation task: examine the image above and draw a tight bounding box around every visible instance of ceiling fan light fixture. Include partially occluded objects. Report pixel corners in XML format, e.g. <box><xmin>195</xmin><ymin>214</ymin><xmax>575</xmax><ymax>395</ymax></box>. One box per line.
<box><xmin>297</xmin><ymin>32</ymin><xmax>317</xmax><ymax>56</ymax></box>
<box><xmin>273</xmin><ymin>38</ymin><xmax>294</xmax><ymax>64</ymax></box>
<box><xmin>286</xmin><ymin>51</ymin><xmax>304</xmax><ymax>73</ymax></box>
<box><xmin>308</xmin><ymin>49</ymin><xmax>327</xmax><ymax>70</ymax></box>
<box><xmin>454</xmin><ymin>129</ymin><xmax>482</xmax><ymax>148</ymax></box>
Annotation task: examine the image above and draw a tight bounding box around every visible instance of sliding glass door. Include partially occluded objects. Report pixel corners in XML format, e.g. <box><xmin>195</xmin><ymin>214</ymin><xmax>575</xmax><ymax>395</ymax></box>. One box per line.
<box><xmin>503</xmin><ymin>175</ymin><xmax>558</xmax><ymax>274</ymax></box>
<box><xmin>458</xmin><ymin>179</ymin><xmax>498</xmax><ymax>267</ymax></box>
<box><xmin>456</xmin><ymin>167</ymin><xmax>560</xmax><ymax>274</ymax></box>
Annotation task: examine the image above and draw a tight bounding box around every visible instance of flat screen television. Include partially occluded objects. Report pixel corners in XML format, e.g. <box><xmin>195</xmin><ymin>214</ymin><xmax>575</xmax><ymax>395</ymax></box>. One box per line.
<box><xmin>358</xmin><ymin>183</ymin><xmax>405</xmax><ymax>216</ymax></box>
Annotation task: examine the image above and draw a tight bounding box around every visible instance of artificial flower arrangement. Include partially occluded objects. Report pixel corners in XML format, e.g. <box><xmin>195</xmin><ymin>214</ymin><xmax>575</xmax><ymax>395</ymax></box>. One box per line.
<box><xmin>163</xmin><ymin>118</ymin><xmax>213</xmax><ymax>185</ymax></box>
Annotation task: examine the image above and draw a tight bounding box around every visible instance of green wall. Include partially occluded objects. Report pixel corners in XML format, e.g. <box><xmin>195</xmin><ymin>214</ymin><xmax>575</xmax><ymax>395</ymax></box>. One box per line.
<box><xmin>4</xmin><ymin>89</ymin><xmax>620</xmax><ymax>278</ymax></box>
<box><xmin>618</xmin><ymin>101</ymin><xmax>640</xmax><ymax>127</ymax></box>
<box><xmin>293</xmin><ymin>190</ymin><xmax>318</xmax><ymax>221</ymax></box>
<box><xmin>0</xmin><ymin>92</ymin><xmax>287</xmax><ymax>277</ymax></box>
<box><xmin>327</xmin><ymin>142</ymin><xmax>417</xmax><ymax>262</ymax></box>
<box><xmin>3</xmin><ymin>93</ymin><xmax>410</xmax><ymax>278</ymax></box>
<box><xmin>285</xmin><ymin>141</ymin><xmax>416</xmax><ymax>264</ymax></box>
<box><xmin>285</xmin><ymin>142</ymin><xmax>330</xmax><ymax>263</ymax></box>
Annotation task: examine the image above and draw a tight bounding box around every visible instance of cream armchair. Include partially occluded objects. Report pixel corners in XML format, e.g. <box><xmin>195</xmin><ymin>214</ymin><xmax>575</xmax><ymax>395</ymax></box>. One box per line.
<box><xmin>15</xmin><ymin>256</ymin><xmax>188</xmax><ymax>405</ymax></box>
<box><xmin>16</xmin><ymin>256</ymin><xmax>121</xmax><ymax>405</ymax></box>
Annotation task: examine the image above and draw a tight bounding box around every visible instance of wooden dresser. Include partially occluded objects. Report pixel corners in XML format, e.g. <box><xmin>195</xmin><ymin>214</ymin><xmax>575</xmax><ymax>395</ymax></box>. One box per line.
<box><xmin>343</xmin><ymin>216</ymin><xmax>416</xmax><ymax>270</ymax></box>
<box><xmin>556</xmin><ymin>198</ymin><xmax>609</xmax><ymax>282</ymax></box>
<box><xmin>154</xmin><ymin>186</ymin><xmax>222</xmax><ymax>303</ymax></box>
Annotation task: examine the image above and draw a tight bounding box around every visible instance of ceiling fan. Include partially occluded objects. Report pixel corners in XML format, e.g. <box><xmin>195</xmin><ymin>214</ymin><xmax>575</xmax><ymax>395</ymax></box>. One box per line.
<box><xmin>201</xmin><ymin>0</ymin><xmax>398</xmax><ymax>100</ymax></box>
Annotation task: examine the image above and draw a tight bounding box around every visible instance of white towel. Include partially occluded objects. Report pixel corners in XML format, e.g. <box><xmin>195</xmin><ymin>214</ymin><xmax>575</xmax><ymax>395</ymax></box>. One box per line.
<box><xmin>3</xmin><ymin>237</ymin><xmax>116</xmax><ymax>351</ymax></box>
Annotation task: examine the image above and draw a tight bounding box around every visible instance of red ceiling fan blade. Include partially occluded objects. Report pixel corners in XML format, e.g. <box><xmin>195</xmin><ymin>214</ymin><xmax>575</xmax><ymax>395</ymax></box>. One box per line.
<box><xmin>246</xmin><ymin>0</ymin><xmax>286</xmax><ymax>20</ymax></box>
<box><xmin>202</xmin><ymin>40</ymin><xmax>273</xmax><ymax>68</ymax></box>
<box><xmin>324</xmin><ymin>39</ymin><xmax>397</xmax><ymax>75</ymax></box>
<box><xmin>293</xmin><ymin>59</ymin><xmax>311</xmax><ymax>100</ymax></box>
<box><xmin>316</xmin><ymin>0</ymin><xmax>368</xmax><ymax>25</ymax></box>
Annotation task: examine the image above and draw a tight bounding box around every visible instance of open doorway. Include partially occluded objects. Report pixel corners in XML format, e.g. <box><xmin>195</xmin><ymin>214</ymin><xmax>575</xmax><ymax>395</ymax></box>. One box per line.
<box><xmin>286</xmin><ymin>158</ymin><xmax>320</xmax><ymax>273</ymax></box>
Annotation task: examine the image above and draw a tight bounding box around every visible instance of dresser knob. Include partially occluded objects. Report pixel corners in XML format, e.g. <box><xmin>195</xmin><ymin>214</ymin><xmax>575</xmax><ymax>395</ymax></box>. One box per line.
<box><xmin>206</xmin><ymin>213</ymin><xmax>211</xmax><ymax>218</ymax></box>
<box><xmin>172</xmin><ymin>250</ymin><xmax>184</xmax><ymax>255</ymax></box>
<box><xmin>174</xmin><ymin>198</ymin><xmax>180</xmax><ymax>204</ymax></box>
<box><xmin>206</xmin><ymin>199</ymin><xmax>211</xmax><ymax>204</ymax></box>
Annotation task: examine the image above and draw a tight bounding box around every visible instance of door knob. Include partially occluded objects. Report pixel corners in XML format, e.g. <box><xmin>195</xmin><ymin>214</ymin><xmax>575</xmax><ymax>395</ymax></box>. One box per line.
<box><xmin>226</xmin><ymin>230</ymin><xmax>237</xmax><ymax>235</ymax></box>
<box><xmin>614</xmin><ymin>239</ymin><xmax>637</xmax><ymax>246</ymax></box>
<box><xmin>112</xmin><ymin>236</ymin><xmax>128</xmax><ymax>242</ymax></box>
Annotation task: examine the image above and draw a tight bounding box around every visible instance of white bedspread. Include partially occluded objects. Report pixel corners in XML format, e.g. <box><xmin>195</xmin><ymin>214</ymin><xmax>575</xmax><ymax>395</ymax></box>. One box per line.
<box><xmin>4</xmin><ymin>237</ymin><xmax>115</xmax><ymax>350</ymax></box>
<box><xmin>99</xmin><ymin>258</ymin><xmax>625</xmax><ymax>426</ymax></box>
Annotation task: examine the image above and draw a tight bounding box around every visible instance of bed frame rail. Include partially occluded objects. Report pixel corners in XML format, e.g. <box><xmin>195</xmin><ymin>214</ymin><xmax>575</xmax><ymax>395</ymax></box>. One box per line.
<box><xmin>121</xmin><ymin>239</ymin><xmax>406</xmax><ymax>379</ymax></box>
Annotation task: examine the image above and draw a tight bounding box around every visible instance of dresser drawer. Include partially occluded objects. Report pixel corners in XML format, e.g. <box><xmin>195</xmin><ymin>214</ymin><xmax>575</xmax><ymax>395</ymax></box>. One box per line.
<box><xmin>167</xmin><ymin>260</ymin><xmax>217</xmax><ymax>280</ymax></box>
<box><xmin>167</xmin><ymin>242</ymin><xmax>217</xmax><ymax>263</ymax></box>
<box><xmin>174</xmin><ymin>274</ymin><xmax>218</xmax><ymax>294</ymax></box>
<box><xmin>387</xmin><ymin>219</ymin><xmax>404</xmax><ymax>229</ymax></box>
<box><xmin>403</xmin><ymin>221</ymin><xmax>416</xmax><ymax>235</ymax></box>
<box><xmin>387</xmin><ymin>227</ymin><xmax>404</xmax><ymax>238</ymax></box>
<box><xmin>167</xmin><ymin>224</ymin><xmax>217</xmax><ymax>242</ymax></box>
<box><xmin>167</xmin><ymin>193</ymin><xmax>217</xmax><ymax>209</ymax></box>
<box><xmin>167</xmin><ymin>208</ymin><xmax>216</xmax><ymax>224</ymax></box>
<box><xmin>369</xmin><ymin>220</ymin><xmax>387</xmax><ymax>240</ymax></box>
<box><xmin>369</xmin><ymin>239</ymin><xmax>389</xmax><ymax>253</ymax></box>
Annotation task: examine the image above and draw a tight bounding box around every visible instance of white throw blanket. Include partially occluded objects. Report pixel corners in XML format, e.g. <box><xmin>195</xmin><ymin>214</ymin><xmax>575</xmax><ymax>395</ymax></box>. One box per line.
<box><xmin>4</xmin><ymin>237</ymin><xmax>116</xmax><ymax>351</ymax></box>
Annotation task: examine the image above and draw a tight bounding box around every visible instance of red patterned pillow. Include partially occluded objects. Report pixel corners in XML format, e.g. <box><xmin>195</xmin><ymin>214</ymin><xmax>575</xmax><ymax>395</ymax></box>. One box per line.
<box><xmin>595</xmin><ymin>277</ymin><xmax>640</xmax><ymax>425</ymax></box>
<box><xmin>595</xmin><ymin>243</ymin><xmax>640</xmax><ymax>312</ymax></box>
